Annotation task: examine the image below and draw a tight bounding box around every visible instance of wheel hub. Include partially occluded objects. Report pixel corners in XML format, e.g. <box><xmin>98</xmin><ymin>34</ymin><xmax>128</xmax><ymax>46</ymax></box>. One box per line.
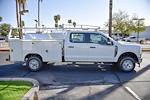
<box><xmin>29</xmin><ymin>59</ymin><xmax>39</xmax><ymax>70</ymax></box>
<box><xmin>122</xmin><ymin>60</ymin><xmax>133</xmax><ymax>71</ymax></box>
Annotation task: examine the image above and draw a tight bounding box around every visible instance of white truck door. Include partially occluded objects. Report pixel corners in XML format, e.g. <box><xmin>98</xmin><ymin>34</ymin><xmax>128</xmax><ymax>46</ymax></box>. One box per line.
<box><xmin>88</xmin><ymin>33</ymin><xmax>116</xmax><ymax>62</ymax></box>
<box><xmin>64</xmin><ymin>32</ymin><xmax>90</xmax><ymax>61</ymax></box>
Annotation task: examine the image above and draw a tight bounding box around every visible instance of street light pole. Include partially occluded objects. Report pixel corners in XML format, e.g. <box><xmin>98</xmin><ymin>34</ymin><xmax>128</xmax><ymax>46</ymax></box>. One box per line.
<box><xmin>38</xmin><ymin>0</ymin><xmax>40</xmax><ymax>27</ymax></box>
<box><xmin>133</xmin><ymin>18</ymin><xmax>145</xmax><ymax>42</ymax></box>
<box><xmin>108</xmin><ymin>0</ymin><xmax>113</xmax><ymax>37</ymax></box>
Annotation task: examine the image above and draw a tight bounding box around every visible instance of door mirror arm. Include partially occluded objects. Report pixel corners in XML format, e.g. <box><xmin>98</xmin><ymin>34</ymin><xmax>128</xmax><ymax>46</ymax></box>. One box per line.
<box><xmin>107</xmin><ymin>38</ymin><xmax>113</xmax><ymax>45</ymax></box>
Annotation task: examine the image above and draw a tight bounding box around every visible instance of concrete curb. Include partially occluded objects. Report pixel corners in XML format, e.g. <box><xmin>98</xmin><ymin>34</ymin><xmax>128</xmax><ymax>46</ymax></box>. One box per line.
<box><xmin>0</xmin><ymin>78</ymin><xmax>39</xmax><ymax>100</ymax></box>
<box><xmin>0</xmin><ymin>48</ymin><xmax>10</xmax><ymax>51</ymax></box>
<box><xmin>142</xmin><ymin>48</ymin><xmax>150</xmax><ymax>52</ymax></box>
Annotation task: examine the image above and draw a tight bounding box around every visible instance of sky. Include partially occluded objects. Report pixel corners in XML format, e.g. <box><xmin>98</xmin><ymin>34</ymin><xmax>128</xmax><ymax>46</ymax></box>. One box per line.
<box><xmin>0</xmin><ymin>0</ymin><xmax>149</xmax><ymax>28</ymax></box>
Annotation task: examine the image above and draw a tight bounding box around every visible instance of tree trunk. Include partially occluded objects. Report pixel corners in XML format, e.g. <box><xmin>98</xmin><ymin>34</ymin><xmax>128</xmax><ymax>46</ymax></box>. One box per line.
<box><xmin>16</xmin><ymin>0</ymin><xmax>20</xmax><ymax>28</ymax></box>
<box><xmin>19</xmin><ymin>1</ymin><xmax>23</xmax><ymax>39</ymax></box>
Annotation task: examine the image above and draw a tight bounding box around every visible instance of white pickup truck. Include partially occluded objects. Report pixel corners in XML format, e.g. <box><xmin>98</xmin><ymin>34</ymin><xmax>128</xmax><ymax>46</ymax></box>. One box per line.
<box><xmin>123</xmin><ymin>36</ymin><xmax>145</xmax><ymax>43</ymax></box>
<box><xmin>9</xmin><ymin>30</ymin><xmax>142</xmax><ymax>72</ymax></box>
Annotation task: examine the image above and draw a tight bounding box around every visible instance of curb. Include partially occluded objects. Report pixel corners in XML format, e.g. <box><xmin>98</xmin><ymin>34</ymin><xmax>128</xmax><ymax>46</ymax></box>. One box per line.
<box><xmin>0</xmin><ymin>48</ymin><xmax>10</xmax><ymax>51</ymax></box>
<box><xmin>142</xmin><ymin>48</ymin><xmax>150</xmax><ymax>52</ymax></box>
<box><xmin>0</xmin><ymin>78</ymin><xmax>39</xmax><ymax>100</ymax></box>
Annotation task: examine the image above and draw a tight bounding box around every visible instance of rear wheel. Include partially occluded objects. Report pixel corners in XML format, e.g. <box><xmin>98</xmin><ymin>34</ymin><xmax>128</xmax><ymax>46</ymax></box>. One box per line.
<box><xmin>118</xmin><ymin>56</ymin><xmax>135</xmax><ymax>72</ymax></box>
<box><xmin>26</xmin><ymin>56</ymin><xmax>42</xmax><ymax>72</ymax></box>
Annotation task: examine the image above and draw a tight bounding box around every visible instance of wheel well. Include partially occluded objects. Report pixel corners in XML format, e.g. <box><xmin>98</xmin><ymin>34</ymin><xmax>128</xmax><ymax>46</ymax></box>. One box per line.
<box><xmin>118</xmin><ymin>52</ymin><xmax>138</xmax><ymax>62</ymax></box>
<box><xmin>25</xmin><ymin>54</ymin><xmax>43</xmax><ymax>61</ymax></box>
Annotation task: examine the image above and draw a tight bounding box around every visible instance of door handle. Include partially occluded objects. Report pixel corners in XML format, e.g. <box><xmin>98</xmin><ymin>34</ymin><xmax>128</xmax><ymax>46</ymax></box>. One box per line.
<box><xmin>68</xmin><ymin>46</ymin><xmax>74</xmax><ymax>48</ymax></box>
<box><xmin>90</xmin><ymin>46</ymin><xmax>96</xmax><ymax>48</ymax></box>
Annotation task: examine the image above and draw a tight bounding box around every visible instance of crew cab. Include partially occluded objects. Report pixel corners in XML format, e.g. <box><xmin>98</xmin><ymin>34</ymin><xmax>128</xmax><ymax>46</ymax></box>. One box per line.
<box><xmin>9</xmin><ymin>30</ymin><xmax>142</xmax><ymax>72</ymax></box>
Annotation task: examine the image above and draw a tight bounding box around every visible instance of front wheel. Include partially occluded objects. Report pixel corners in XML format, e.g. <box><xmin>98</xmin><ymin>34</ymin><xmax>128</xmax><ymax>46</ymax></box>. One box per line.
<box><xmin>26</xmin><ymin>56</ymin><xmax>43</xmax><ymax>72</ymax></box>
<box><xmin>118</xmin><ymin>57</ymin><xmax>135</xmax><ymax>72</ymax></box>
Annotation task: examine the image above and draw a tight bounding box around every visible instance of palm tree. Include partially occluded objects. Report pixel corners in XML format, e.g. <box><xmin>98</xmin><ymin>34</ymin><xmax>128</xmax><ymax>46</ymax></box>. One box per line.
<box><xmin>16</xmin><ymin>0</ymin><xmax>27</xmax><ymax>38</ymax></box>
<box><xmin>68</xmin><ymin>19</ymin><xmax>72</xmax><ymax>28</ymax></box>
<box><xmin>0</xmin><ymin>16</ymin><xmax>2</xmax><ymax>22</ymax></box>
<box><xmin>21</xmin><ymin>20</ymin><xmax>25</xmax><ymax>27</ymax></box>
<box><xmin>68</xmin><ymin>19</ymin><xmax>72</xmax><ymax>24</ymax></box>
<box><xmin>54</xmin><ymin>15</ymin><xmax>61</xmax><ymax>28</ymax></box>
<box><xmin>15</xmin><ymin>0</ymin><xmax>19</xmax><ymax>28</ymax></box>
<box><xmin>73</xmin><ymin>22</ymin><xmax>76</xmax><ymax>28</ymax></box>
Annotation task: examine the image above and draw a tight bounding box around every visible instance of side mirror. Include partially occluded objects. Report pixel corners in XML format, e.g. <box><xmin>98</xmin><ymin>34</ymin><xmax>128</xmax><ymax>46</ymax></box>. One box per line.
<box><xmin>107</xmin><ymin>38</ymin><xmax>113</xmax><ymax>45</ymax></box>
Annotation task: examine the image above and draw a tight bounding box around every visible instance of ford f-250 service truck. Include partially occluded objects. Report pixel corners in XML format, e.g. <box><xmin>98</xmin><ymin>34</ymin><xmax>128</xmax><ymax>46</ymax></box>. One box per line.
<box><xmin>8</xmin><ymin>28</ymin><xmax>142</xmax><ymax>72</ymax></box>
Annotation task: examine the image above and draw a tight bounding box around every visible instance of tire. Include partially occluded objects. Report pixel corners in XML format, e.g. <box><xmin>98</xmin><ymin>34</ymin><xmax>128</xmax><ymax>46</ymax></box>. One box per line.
<box><xmin>140</xmin><ymin>40</ymin><xmax>144</xmax><ymax>44</ymax></box>
<box><xmin>26</xmin><ymin>56</ymin><xmax>42</xmax><ymax>72</ymax></box>
<box><xmin>118</xmin><ymin>57</ymin><xmax>135</xmax><ymax>72</ymax></box>
<box><xmin>127</xmin><ymin>40</ymin><xmax>131</xmax><ymax>42</ymax></box>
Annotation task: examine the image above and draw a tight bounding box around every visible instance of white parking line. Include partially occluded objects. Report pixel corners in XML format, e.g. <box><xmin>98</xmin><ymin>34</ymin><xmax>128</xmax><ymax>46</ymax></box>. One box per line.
<box><xmin>124</xmin><ymin>86</ymin><xmax>141</xmax><ymax>100</ymax></box>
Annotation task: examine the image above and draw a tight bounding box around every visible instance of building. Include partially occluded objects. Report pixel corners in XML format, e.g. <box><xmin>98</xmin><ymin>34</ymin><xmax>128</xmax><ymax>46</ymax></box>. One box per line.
<box><xmin>131</xmin><ymin>26</ymin><xmax>150</xmax><ymax>39</ymax></box>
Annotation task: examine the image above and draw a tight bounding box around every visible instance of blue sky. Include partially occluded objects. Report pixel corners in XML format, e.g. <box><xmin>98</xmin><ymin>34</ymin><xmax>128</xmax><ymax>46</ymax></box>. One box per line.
<box><xmin>0</xmin><ymin>0</ymin><xmax>149</xmax><ymax>28</ymax></box>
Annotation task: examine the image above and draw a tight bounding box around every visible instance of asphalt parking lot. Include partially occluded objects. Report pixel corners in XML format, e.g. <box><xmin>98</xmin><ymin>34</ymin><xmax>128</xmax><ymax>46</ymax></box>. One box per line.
<box><xmin>0</xmin><ymin>51</ymin><xmax>150</xmax><ymax>100</ymax></box>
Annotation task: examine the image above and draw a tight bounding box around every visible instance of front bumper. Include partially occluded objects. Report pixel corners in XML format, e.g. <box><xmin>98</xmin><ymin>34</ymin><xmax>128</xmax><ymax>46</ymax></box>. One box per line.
<box><xmin>138</xmin><ymin>57</ymin><xmax>142</xmax><ymax>65</ymax></box>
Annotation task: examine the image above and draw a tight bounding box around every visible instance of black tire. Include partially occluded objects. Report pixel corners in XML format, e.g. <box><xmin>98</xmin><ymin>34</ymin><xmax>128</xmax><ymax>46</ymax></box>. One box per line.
<box><xmin>118</xmin><ymin>56</ymin><xmax>135</xmax><ymax>72</ymax></box>
<box><xmin>26</xmin><ymin>56</ymin><xmax>42</xmax><ymax>72</ymax></box>
<box><xmin>140</xmin><ymin>40</ymin><xmax>144</xmax><ymax>44</ymax></box>
<box><xmin>127</xmin><ymin>40</ymin><xmax>131</xmax><ymax>42</ymax></box>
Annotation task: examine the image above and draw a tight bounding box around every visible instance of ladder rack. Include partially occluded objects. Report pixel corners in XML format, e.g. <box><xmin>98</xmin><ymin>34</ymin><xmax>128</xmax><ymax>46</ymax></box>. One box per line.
<box><xmin>9</xmin><ymin>25</ymin><xmax>101</xmax><ymax>39</ymax></box>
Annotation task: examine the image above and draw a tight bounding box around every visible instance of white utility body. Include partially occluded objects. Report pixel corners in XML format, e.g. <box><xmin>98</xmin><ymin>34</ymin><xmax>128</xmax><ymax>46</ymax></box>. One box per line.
<box><xmin>9</xmin><ymin>28</ymin><xmax>142</xmax><ymax>72</ymax></box>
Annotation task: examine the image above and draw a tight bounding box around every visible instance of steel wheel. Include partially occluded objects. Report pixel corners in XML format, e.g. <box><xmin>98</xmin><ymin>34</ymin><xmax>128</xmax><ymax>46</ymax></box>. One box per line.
<box><xmin>27</xmin><ymin>56</ymin><xmax>42</xmax><ymax>71</ymax></box>
<box><xmin>119</xmin><ymin>57</ymin><xmax>135</xmax><ymax>72</ymax></box>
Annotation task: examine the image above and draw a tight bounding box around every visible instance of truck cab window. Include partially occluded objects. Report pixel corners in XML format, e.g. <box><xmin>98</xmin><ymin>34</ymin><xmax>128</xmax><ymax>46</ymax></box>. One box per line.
<box><xmin>90</xmin><ymin>33</ymin><xmax>108</xmax><ymax>45</ymax></box>
<box><xmin>70</xmin><ymin>33</ymin><xmax>85</xmax><ymax>43</ymax></box>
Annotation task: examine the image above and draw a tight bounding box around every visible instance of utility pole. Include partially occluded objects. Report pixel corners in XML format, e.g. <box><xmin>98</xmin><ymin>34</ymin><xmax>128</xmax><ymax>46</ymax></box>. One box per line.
<box><xmin>108</xmin><ymin>0</ymin><xmax>113</xmax><ymax>37</ymax></box>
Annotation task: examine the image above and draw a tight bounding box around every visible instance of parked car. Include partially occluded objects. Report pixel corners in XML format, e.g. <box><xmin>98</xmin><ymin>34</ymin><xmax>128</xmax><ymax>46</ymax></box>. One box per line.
<box><xmin>123</xmin><ymin>36</ymin><xmax>145</xmax><ymax>44</ymax></box>
<box><xmin>8</xmin><ymin>29</ymin><xmax>142</xmax><ymax>72</ymax></box>
<box><xmin>0</xmin><ymin>37</ymin><xmax>5</xmax><ymax>42</ymax></box>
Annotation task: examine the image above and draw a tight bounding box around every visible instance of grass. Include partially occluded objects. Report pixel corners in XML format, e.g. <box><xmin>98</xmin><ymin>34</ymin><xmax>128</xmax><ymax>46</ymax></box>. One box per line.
<box><xmin>0</xmin><ymin>81</ymin><xmax>32</xmax><ymax>100</ymax></box>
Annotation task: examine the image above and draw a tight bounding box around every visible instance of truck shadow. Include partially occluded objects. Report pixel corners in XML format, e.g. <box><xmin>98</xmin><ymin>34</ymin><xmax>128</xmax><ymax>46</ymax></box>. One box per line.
<box><xmin>41</xmin><ymin>63</ymin><xmax>150</xmax><ymax>100</ymax></box>
<box><xmin>44</xmin><ymin>63</ymin><xmax>116</xmax><ymax>72</ymax></box>
<box><xmin>1</xmin><ymin>62</ymin><xmax>150</xmax><ymax>100</ymax></box>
